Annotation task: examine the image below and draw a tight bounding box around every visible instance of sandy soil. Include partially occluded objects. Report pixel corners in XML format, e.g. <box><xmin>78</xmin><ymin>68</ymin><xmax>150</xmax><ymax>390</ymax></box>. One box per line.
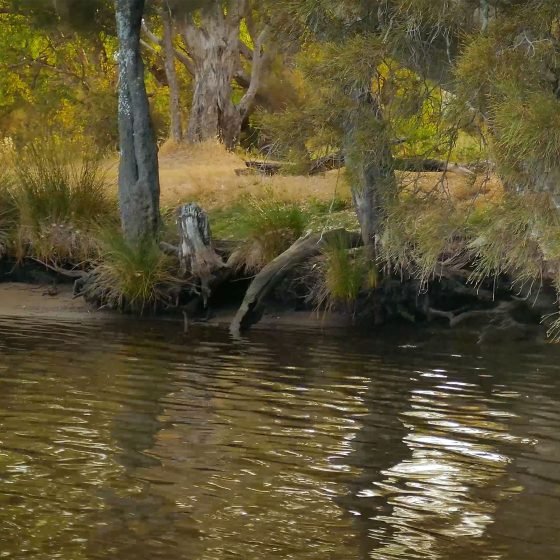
<box><xmin>0</xmin><ymin>283</ymin><xmax>106</xmax><ymax>321</ymax></box>
<box><xmin>0</xmin><ymin>282</ymin><xmax>354</xmax><ymax>331</ymax></box>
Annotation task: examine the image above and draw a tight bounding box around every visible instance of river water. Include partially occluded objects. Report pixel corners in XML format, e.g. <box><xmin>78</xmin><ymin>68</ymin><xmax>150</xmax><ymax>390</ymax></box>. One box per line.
<box><xmin>0</xmin><ymin>317</ymin><xmax>559</xmax><ymax>559</ymax></box>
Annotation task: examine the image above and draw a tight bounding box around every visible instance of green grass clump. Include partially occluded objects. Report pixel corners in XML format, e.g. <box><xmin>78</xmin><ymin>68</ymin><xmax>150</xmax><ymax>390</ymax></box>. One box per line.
<box><xmin>12</xmin><ymin>142</ymin><xmax>117</xmax><ymax>262</ymax></box>
<box><xmin>312</xmin><ymin>233</ymin><xmax>377</xmax><ymax>311</ymax></box>
<box><xmin>91</xmin><ymin>231</ymin><xmax>181</xmax><ymax>313</ymax></box>
<box><xmin>234</xmin><ymin>195</ymin><xmax>310</xmax><ymax>271</ymax></box>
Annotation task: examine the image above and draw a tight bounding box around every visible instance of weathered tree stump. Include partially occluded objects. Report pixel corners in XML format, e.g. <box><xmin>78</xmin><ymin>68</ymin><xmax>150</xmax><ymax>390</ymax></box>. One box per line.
<box><xmin>230</xmin><ymin>229</ymin><xmax>362</xmax><ymax>335</ymax></box>
<box><xmin>175</xmin><ymin>203</ymin><xmax>226</xmax><ymax>304</ymax></box>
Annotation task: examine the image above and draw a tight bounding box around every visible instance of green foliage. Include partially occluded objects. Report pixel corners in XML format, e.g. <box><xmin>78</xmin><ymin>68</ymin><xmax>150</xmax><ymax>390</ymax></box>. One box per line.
<box><xmin>232</xmin><ymin>194</ymin><xmax>310</xmax><ymax>271</ymax></box>
<box><xmin>381</xmin><ymin>197</ymin><xmax>463</xmax><ymax>285</ymax></box>
<box><xmin>466</xmin><ymin>196</ymin><xmax>560</xmax><ymax>288</ymax></box>
<box><xmin>91</xmin><ymin>231</ymin><xmax>181</xmax><ymax>313</ymax></box>
<box><xmin>312</xmin><ymin>233</ymin><xmax>377</xmax><ymax>311</ymax></box>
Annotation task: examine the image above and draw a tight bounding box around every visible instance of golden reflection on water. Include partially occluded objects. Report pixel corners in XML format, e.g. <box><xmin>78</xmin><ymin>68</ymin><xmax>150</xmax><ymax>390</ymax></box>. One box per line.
<box><xmin>364</xmin><ymin>373</ymin><xmax>527</xmax><ymax>560</ymax></box>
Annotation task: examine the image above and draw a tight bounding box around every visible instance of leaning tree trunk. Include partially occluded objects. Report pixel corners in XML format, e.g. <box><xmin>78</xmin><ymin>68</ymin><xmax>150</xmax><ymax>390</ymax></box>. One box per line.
<box><xmin>230</xmin><ymin>229</ymin><xmax>362</xmax><ymax>335</ymax></box>
<box><xmin>115</xmin><ymin>0</ymin><xmax>160</xmax><ymax>243</ymax></box>
<box><xmin>161</xmin><ymin>4</ymin><xmax>183</xmax><ymax>142</ymax></box>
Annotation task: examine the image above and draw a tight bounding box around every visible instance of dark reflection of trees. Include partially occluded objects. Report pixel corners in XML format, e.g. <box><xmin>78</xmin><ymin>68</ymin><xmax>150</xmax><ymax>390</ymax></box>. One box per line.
<box><xmin>110</xmin><ymin>329</ymin><xmax>388</xmax><ymax>560</ymax></box>
<box><xmin>332</xmin><ymin>351</ymin><xmax>411</xmax><ymax>560</ymax></box>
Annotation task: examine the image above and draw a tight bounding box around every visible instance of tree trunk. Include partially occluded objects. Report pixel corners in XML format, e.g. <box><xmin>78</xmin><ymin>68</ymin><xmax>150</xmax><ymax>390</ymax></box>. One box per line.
<box><xmin>176</xmin><ymin>203</ymin><xmax>225</xmax><ymax>293</ymax></box>
<box><xmin>230</xmin><ymin>229</ymin><xmax>362</xmax><ymax>335</ymax></box>
<box><xmin>115</xmin><ymin>0</ymin><xmax>160</xmax><ymax>243</ymax></box>
<box><xmin>344</xmin><ymin>88</ymin><xmax>395</xmax><ymax>258</ymax></box>
<box><xmin>184</xmin><ymin>4</ymin><xmax>241</xmax><ymax>149</ymax></box>
<box><xmin>161</xmin><ymin>4</ymin><xmax>183</xmax><ymax>142</ymax></box>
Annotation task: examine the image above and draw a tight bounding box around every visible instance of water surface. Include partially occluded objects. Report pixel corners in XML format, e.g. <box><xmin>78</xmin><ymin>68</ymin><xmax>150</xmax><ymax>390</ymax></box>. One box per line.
<box><xmin>1</xmin><ymin>317</ymin><xmax>559</xmax><ymax>559</ymax></box>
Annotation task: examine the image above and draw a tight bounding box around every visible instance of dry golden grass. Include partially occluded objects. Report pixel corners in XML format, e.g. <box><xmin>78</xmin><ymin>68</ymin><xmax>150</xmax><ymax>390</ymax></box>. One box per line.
<box><xmin>106</xmin><ymin>141</ymin><xmax>351</xmax><ymax>210</ymax></box>
<box><xmin>104</xmin><ymin>141</ymin><xmax>504</xmax><ymax>212</ymax></box>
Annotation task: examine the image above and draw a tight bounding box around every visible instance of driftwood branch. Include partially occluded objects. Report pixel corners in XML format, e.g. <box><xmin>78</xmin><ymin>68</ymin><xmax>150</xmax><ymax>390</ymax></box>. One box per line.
<box><xmin>30</xmin><ymin>258</ymin><xmax>87</xmax><ymax>279</ymax></box>
<box><xmin>230</xmin><ymin>229</ymin><xmax>362</xmax><ymax>335</ymax></box>
<box><xmin>429</xmin><ymin>300</ymin><xmax>518</xmax><ymax>327</ymax></box>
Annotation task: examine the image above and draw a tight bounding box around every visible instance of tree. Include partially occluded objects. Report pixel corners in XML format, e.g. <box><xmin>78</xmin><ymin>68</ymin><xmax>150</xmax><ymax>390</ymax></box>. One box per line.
<box><xmin>160</xmin><ymin>2</ymin><xmax>183</xmax><ymax>142</ymax></box>
<box><xmin>143</xmin><ymin>0</ymin><xmax>270</xmax><ymax>148</ymax></box>
<box><xmin>0</xmin><ymin>0</ymin><xmax>119</xmax><ymax>145</ymax></box>
<box><xmin>115</xmin><ymin>0</ymin><xmax>160</xmax><ymax>242</ymax></box>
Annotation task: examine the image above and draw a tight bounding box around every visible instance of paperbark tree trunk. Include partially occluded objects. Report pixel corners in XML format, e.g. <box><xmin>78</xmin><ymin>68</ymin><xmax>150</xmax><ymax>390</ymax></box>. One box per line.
<box><xmin>142</xmin><ymin>0</ymin><xmax>269</xmax><ymax>149</ymax></box>
<box><xmin>184</xmin><ymin>3</ymin><xmax>242</xmax><ymax>149</ymax></box>
<box><xmin>115</xmin><ymin>0</ymin><xmax>160</xmax><ymax>243</ymax></box>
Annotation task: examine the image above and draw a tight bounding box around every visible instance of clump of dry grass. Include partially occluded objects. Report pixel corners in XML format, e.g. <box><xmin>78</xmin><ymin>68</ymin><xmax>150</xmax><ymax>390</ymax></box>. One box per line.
<box><xmin>7</xmin><ymin>141</ymin><xmax>117</xmax><ymax>263</ymax></box>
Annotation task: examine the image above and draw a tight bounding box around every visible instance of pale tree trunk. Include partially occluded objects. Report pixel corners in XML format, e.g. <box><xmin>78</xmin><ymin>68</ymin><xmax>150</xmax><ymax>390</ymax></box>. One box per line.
<box><xmin>142</xmin><ymin>0</ymin><xmax>268</xmax><ymax>149</ymax></box>
<box><xmin>161</xmin><ymin>3</ymin><xmax>183</xmax><ymax>142</ymax></box>
<box><xmin>184</xmin><ymin>2</ymin><xmax>241</xmax><ymax>148</ymax></box>
<box><xmin>180</xmin><ymin>0</ymin><xmax>268</xmax><ymax>149</ymax></box>
<box><xmin>345</xmin><ymin>87</ymin><xmax>395</xmax><ymax>259</ymax></box>
<box><xmin>115</xmin><ymin>0</ymin><xmax>160</xmax><ymax>243</ymax></box>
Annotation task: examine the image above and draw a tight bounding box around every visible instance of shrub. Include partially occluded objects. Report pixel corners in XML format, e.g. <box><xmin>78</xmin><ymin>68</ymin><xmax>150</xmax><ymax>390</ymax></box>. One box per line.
<box><xmin>12</xmin><ymin>141</ymin><xmax>117</xmax><ymax>262</ymax></box>
<box><xmin>311</xmin><ymin>233</ymin><xmax>378</xmax><ymax>312</ymax></box>
<box><xmin>89</xmin><ymin>231</ymin><xmax>182</xmax><ymax>313</ymax></box>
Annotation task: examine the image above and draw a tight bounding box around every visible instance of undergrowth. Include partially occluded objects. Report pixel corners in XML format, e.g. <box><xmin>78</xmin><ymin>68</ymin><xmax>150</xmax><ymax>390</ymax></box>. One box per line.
<box><xmin>89</xmin><ymin>231</ymin><xmax>182</xmax><ymax>313</ymax></box>
<box><xmin>224</xmin><ymin>194</ymin><xmax>310</xmax><ymax>271</ymax></box>
<box><xmin>7</xmin><ymin>141</ymin><xmax>117</xmax><ymax>263</ymax></box>
<box><xmin>310</xmin><ymin>233</ymin><xmax>378</xmax><ymax>312</ymax></box>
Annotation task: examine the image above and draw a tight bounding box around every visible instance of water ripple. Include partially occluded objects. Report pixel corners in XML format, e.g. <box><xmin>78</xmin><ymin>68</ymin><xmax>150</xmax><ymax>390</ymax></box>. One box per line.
<box><xmin>0</xmin><ymin>318</ymin><xmax>559</xmax><ymax>559</ymax></box>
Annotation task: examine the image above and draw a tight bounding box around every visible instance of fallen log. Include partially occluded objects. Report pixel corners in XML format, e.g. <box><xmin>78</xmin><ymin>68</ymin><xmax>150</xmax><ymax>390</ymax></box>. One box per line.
<box><xmin>243</xmin><ymin>153</ymin><xmax>476</xmax><ymax>178</ymax></box>
<box><xmin>244</xmin><ymin>160</ymin><xmax>283</xmax><ymax>175</ymax></box>
<box><xmin>230</xmin><ymin>229</ymin><xmax>362</xmax><ymax>335</ymax></box>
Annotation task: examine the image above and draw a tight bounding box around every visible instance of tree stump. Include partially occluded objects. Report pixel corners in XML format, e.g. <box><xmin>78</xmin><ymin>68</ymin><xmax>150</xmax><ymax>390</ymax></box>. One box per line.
<box><xmin>176</xmin><ymin>203</ymin><xmax>225</xmax><ymax>304</ymax></box>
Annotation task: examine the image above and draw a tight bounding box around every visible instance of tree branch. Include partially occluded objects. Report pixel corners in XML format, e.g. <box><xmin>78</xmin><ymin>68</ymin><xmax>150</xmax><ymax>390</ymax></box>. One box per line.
<box><xmin>142</xmin><ymin>19</ymin><xmax>195</xmax><ymax>76</ymax></box>
<box><xmin>237</xmin><ymin>25</ymin><xmax>270</xmax><ymax>118</ymax></box>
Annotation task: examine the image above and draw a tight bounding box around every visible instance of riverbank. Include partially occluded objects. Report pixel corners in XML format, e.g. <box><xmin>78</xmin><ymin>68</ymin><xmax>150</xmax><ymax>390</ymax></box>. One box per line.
<box><xmin>0</xmin><ymin>282</ymin><xmax>357</xmax><ymax>331</ymax></box>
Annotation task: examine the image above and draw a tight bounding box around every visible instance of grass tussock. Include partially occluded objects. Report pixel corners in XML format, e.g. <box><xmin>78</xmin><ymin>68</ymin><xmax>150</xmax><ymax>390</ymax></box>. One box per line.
<box><xmin>311</xmin><ymin>233</ymin><xmax>378</xmax><ymax>312</ymax></box>
<box><xmin>233</xmin><ymin>194</ymin><xmax>310</xmax><ymax>271</ymax></box>
<box><xmin>90</xmin><ymin>231</ymin><xmax>182</xmax><ymax>313</ymax></box>
<box><xmin>8</xmin><ymin>141</ymin><xmax>117</xmax><ymax>263</ymax></box>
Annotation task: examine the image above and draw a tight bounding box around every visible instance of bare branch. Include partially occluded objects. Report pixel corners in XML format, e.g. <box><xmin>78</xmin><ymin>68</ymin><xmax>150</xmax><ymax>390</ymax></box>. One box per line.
<box><xmin>142</xmin><ymin>18</ymin><xmax>195</xmax><ymax>75</ymax></box>
<box><xmin>237</xmin><ymin>25</ymin><xmax>270</xmax><ymax>118</ymax></box>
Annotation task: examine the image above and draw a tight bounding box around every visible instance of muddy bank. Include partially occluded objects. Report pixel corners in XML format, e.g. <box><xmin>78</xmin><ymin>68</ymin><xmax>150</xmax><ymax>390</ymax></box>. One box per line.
<box><xmin>0</xmin><ymin>282</ymin><xmax>356</xmax><ymax>331</ymax></box>
<box><xmin>0</xmin><ymin>283</ymin><xmax>106</xmax><ymax>321</ymax></box>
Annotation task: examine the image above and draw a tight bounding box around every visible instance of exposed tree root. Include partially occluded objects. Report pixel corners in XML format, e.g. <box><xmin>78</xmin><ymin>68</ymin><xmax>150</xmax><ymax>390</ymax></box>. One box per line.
<box><xmin>230</xmin><ymin>229</ymin><xmax>362</xmax><ymax>335</ymax></box>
